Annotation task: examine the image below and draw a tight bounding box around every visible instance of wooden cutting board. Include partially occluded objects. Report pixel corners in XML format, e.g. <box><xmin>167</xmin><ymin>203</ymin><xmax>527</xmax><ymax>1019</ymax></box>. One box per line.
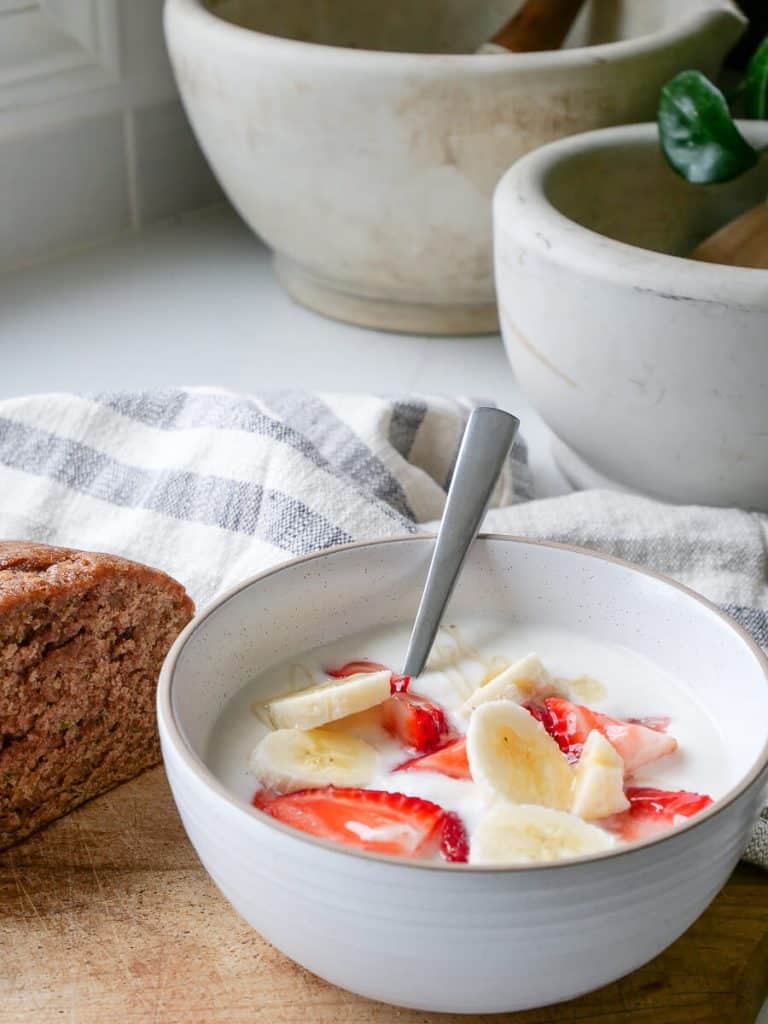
<box><xmin>1</xmin><ymin>767</ymin><xmax>766</xmax><ymax>1024</ymax></box>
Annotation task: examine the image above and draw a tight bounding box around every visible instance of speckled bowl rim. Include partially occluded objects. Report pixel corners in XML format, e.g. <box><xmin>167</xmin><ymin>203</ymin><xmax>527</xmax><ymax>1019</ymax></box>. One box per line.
<box><xmin>170</xmin><ymin>0</ymin><xmax>743</xmax><ymax>70</ymax></box>
<box><xmin>158</xmin><ymin>534</ymin><xmax>768</xmax><ymax>873</ymax></box>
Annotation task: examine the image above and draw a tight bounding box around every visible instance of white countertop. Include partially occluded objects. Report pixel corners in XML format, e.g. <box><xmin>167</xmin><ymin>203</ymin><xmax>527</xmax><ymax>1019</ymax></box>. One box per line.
<box><xmin>0</xmin><ymin>204</ymin><xmax>568</xmax><ymax>499</ymax></box>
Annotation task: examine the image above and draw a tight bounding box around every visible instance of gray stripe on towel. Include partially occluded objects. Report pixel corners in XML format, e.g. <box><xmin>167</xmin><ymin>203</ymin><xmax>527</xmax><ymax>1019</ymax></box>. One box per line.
<box><xmin>264</xmin><ymin>391</ymin><xmax>416</xmax><ymax>521</ymax></box>
<box><xmin>0</xmin><ymin>417</ymin><xmax>350</xmax><ymax>553</ymax></box>
<box><xmin>721</xmin><ymin>605</ymin><xmax>768</xmax><ymax>649</ymax></box>
<box><xmin>99</xmin><ymin>390</ymin><xmax>338</xmax><ymax>470</ymax></box>
<box><xmin>509</xmin><ymin>436</ymin><xmax>534</xmax><ymax>502</ymax></box>
<box><xmin>97</xmin><ymin>389</ymin><xmax>412</xmax><ymax>529</ymax></box>
<box><xmin>388</xmin><ymin>399</ymin><xmax>427</xmax><ymax>461</ymax></box>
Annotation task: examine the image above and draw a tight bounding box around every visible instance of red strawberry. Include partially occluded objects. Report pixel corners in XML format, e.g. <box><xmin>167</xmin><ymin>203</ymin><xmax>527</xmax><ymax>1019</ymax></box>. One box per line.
<box><xmin>627</xmin><ymin>716</ymin><xmax>671</xmax><ymax>733</ymax></box>
<box><xmin>326</xmin><ymin>660</ymin><xmax>410</xmax><ymax>693</ymax></box>
<box><xmin>523</xmin><ymin>701</ymin><xmax>577</xmax><ymax>762</ymax></box>
<box><xmin>382</xmin><ymin>692</ymin><xmax>449</xmax><ymax>752</ymax></box>
<box><xmin>542</xmin><ymin>698</ymin><xmax>677</xmax><ymax>774</ymax></box>
<box><xmin>440</xmin><ymin>811</ymin><xmax>469</xmax><ymax>863</ymax></box>
<box><xmin>603</xmin><ymin>786</ymin><xmax>713</xmax><ymax>842</ymax></box>
<box><xmin>253</xmin><ymin>786</ymin><xmax>444</xmax><ymax>857</ymax></box>
<box><xmin>326</xmin><ymin>659</ymin><xmax>388</xmax><ymax>677</ymax></box>
<box><xmin>396</xmin><ymin>737</ymin><xmax>471</xmax><ymax>780</ymax></box>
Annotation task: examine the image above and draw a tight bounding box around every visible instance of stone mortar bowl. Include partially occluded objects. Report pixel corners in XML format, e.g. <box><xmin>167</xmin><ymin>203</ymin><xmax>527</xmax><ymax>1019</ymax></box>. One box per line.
<box><xmin>494</xmin><ymin>121</ymin><xmax>768</xmax><ymax>509</ymax></box>
<box><xmin>164</xmin><ymin>0</ymin><xmax>744</xmax><ymax>335</ymax></box>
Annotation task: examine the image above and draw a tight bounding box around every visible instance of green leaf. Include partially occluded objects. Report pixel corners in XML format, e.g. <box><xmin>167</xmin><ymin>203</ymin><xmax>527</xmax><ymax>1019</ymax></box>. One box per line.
<box><xmin>745</xmin><ymin>34</ymin><xmax>768</xmax><ymax>119</ymax></box>
<box><xmin>658</xmin><ymin>70</ymin><xmax>759</xmax><ymax>184</ymax></box>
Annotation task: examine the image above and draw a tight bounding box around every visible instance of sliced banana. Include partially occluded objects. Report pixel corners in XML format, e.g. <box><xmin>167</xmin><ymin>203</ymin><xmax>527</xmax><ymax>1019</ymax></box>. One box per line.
<box><xmin>571</xmin><ymin>730</ymin><xmax>630</xmax><ymax>820</ymax></box>
<box><xmin>470</xmin><ymin>802</ymin><xmax>615</xmax><ymax>865</ymax></box>
<box><xmin>261</xmin><ymin>669</ymin><xmax>391</xmax><ymax>730</ymax></box>
<box><xmin>467</xmin><ymin>699</ymin><xmax>573</xmax><ymax>810</ymax></box>
<box><xmin>250</xmin><ymin>727</ymin><xmax>378</xmax><ymax>792</ymax></box>
<box><xmin>567</xmin><ymin>674</ymin><xmax>607</xmax><ymax>703</ymax></box>
<box><xmin>459</xmin><ymin>653</ymin><xmax>554</xmax><ymax>716</ymax></box>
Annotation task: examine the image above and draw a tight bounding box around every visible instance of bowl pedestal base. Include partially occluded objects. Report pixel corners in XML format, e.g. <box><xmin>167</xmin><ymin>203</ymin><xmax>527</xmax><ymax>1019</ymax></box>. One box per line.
<box><xmin>274</xmin><ymin>253</ymin><xmax>499</xmax><ymax>336</ymax></box>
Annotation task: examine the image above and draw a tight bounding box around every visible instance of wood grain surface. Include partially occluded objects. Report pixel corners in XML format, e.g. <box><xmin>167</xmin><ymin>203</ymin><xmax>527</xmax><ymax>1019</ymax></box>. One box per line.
<box><xmin>1</xmin><ymin>767</ymin><xmax>766</xmax><ymax>1024</ymax></box>
<box><xmin>490</xmin><ymin>0</ymin><xmax>586</xmax><ymax>52</ymax></box>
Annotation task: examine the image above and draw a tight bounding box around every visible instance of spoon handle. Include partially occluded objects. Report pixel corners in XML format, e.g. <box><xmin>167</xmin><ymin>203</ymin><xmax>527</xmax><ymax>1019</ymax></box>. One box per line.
<box><xmin>402</xmin><ymin>407</ymin><xmax>519</xmax><ymax>679</ymax></box>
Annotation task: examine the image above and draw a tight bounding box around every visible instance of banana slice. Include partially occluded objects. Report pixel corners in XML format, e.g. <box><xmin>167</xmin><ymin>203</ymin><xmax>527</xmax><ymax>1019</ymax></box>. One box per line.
<box><xmin>459</xmin><ymin>653</ymin><xmax>554</xmax><ymax>716</ymax></box>
<box><xmin>262</xmin><ymin>669</ymin><xmax>391</xmax><ymax>730</ymax></box>
<box><xmin>467</xmin><ymin>700</ymin><xmax>573</xmax><ymax>810</ymax></box>
<box><xmin>571</xmin><ymin>730</ymin><xmax>630</xmax><ymax>820</ymax></box>
<box><xmin>470</xmin><ymin>802</ymin><xmax>615</xmax><ymax>865</ymax></box>
<box><xmin>250</xmin><ymin>727</ymin><xmax>378</xmax><ymax>792</ymax></box>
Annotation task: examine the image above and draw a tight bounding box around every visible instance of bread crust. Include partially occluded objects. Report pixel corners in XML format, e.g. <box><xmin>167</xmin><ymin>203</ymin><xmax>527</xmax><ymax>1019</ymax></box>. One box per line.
<box><xmin>0</xmin><ymin>540</ymin><xmax>194</xmax><ymax>849</ymax></box>
<box><xmin>0</xmin><ymin>540</ymin><xmax>194</xmax><ymax>617</ymax></box>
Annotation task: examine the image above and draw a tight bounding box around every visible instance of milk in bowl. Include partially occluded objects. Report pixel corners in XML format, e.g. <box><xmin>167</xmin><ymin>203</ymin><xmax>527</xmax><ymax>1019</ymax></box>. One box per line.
<box><xmin>208</xmin><ymin>618</ymin><xmax>726</xmax><ymax>865</ymax></box>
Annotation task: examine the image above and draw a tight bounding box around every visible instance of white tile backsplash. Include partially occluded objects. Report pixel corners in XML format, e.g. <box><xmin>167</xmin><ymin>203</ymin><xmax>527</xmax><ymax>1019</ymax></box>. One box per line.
<box><xmin>0</xmin><ymin>0</ymin><xmax>224</xmax><ymax>272</ymax></box>
<box><xmin>0</xmin><ymin>113</ymin><xmax>131</xmax><ymax>269</ymax></box>
<box><xmin>133</xmin><ymin>100</ymin><xmax>223</xmax><ymax>225</ymax></box>
<box><xmin>118</xmin><ymin>0</ymin><xmax>177</xmax><ymax>81</ymax></box>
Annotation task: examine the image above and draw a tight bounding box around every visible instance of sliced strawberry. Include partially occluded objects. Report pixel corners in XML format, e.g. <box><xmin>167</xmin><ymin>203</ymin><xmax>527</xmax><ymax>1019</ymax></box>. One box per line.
<box><xmin>627</xmin><ymin>786</ymin><xmax>712</xmax><ymax>817</ymax></box>
<box><xmin>326</xmin><ymin>660</ymin><xmax>410</xmax><ymax>693</ymax></box>
<box><xmin>603</xmin><ymin>786</ymin><xmax>713</xmax><ymax>843</ymax></box>
<box><xmin>542</xmin><ymin>698</ymin><xmax>677</xmax><ymax>774</ymax></box>
<box><xmin>253</xmin><ymin>786</ymin><xmax>444</xmax><ymax>857</ymax></box>
<box><xmin>382</xmin><ymin>692</ymin><xmax>449</xmax><ymax>753</ymax></box>
<box><xmin>326</xmin><ymin>660</ymin><xmax>389</xmax><ymax>677</ymax></box>
<box><xmin>396</xmin><ymin>737</ymin><xmax>471</xmax><ymax>780</ymax></box>
<box><xmin>627</xmin><ymin>716</ymin><xmax>671</xmax><ymax>733</ymax></box>
<box><xmin>523</xmin><ymin>701</ymin><xmax>577</xmax><ymax>762</ymax></box>
<box><xmin>440</xmin><ymin>811</ymin><xmax>469</xmax><ymax>863</ymax></box>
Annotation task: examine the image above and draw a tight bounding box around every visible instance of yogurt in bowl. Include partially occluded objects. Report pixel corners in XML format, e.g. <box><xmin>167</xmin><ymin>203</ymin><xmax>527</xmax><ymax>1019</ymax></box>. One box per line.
<box><xmin>210</xmin><ymin>620</ymin><xmax>723</xmax><ymax>865</ymax></box>
<box><xmin>158</xmin><ymin>536</ymin><xmax>768</xmax><ymax>1013</ymax></box>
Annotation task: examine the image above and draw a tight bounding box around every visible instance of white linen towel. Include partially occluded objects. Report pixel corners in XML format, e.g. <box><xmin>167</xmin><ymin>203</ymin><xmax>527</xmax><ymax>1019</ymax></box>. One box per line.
<box><xmin>0</xmin><ymin>388</ymin><xmax>765</xmax><ymax>867</ymax></box>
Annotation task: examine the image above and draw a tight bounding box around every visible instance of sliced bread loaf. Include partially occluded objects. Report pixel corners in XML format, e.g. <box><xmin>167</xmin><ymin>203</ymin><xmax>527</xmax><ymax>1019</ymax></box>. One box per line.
<box><xmin>0</xmin><ymin>541</ymin><xmax>194</xmax><ymax>849</ymax></box>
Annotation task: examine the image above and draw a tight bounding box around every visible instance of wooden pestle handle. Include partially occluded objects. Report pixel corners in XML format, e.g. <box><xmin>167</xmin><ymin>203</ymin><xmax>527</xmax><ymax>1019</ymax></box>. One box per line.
<box><xmin>690</xmin><ymin>202</ymin><xmax>768</xmax><ymax>270</ymax></box>
<box><xmin>488</xmin><ymin>0</ymin><xmax>588</xmax><ymax>53</ymax></box>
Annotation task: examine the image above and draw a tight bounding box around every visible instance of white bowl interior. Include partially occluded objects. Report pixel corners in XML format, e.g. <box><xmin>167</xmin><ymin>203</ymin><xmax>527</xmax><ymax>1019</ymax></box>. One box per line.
<box><xmin>205</xmin><ymin>0</ymin><xmax>699</xmax><ymax>54</ymax></box>
<box><xmin>543</xmin><ymin>128</ymin><xmax>768</xmax><ymax>257</ymax></box>
<box><xmin>169</xmin><ymin>538</ymin><xmax>768</xmax><ymax>803</ymax></box>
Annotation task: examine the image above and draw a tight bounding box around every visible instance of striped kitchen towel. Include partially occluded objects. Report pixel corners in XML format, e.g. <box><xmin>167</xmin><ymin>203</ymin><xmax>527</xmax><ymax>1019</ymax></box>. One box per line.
<box><xmin>0</xmin><ymin>389</ymin><xmax>531</xmax><ymax>601</ymax></box>
<box><xmin>0</xmin><ymin>388</ymin><xmax>765</xmax><ymax>867</ymax></box>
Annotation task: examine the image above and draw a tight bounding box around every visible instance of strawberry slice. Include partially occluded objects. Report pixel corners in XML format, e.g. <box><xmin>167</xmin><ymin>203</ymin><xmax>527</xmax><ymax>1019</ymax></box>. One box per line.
<box><xmin>253</xmin><ymin>786</ymin><xmax>444</xmax><ymax>857</ymax></box>
<box><xmin>440</xmin><ymin>811</ymin><xmax>469</xmax><ymax>863</ymax></box>
<box><xmin>396</xmin><ymin>737</ymin><xmax>471</xmax><ymax>780</ymax></box>
<box><xmin>382</xmin><ymin>692</ymin><xmax>449</xmax><ymax>753</ymax></box>
<box><xmin>326</xmin><ymin>660</ymin><xmax>410</xmax><ymax>693</ymax></box>
<box><xmin>542</xmin><ymin>698</ymin><xmax>677</xmax><ymax>774</ymax></box>
<box><xmin>627</xmin><ymin>716</ymin><xmax>671</xmax><ymax>733</ymax></box>
<box><xmin>523</xmin><ymin>701</ymin><xmax>577</xmax><ymax>762</ymax></box>
<box><xmin>326</xmin><ymin>660</ymin><xmax>388</xmax><ymax>677</ymax></box>
<box><xmin>603</xmin><ymin>786</ymin><xmax>713</xmax><ymax>843</ymax></box>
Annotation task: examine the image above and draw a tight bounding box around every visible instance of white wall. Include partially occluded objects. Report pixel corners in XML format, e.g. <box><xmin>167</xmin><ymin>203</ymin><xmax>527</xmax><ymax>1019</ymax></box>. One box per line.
<box><xmin>0</xmin><ymin>0</ymin><xmax>223</xmax><ymax>272</ymax></box>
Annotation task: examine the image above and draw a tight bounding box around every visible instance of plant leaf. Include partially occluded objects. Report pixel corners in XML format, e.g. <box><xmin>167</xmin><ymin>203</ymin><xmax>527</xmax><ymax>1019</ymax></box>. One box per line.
<box><xmin>745</xmin><ymin>33</ymin><xmax>768</xmax><ymax>119</ymax></box>
<box><xmin>658</xmin><ymin>70</ymin><xmax>759</xmax><ymax>184</ymax></box>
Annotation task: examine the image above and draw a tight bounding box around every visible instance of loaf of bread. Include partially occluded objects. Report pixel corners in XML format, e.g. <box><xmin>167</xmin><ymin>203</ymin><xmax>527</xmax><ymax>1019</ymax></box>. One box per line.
<box><xmin>0</xmin><ymin>541</ymin><xmax>194</xmax><ymax>850</ymax></box>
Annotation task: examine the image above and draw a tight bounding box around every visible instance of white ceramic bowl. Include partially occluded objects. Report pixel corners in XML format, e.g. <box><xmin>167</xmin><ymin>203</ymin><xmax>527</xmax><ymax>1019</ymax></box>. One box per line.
<box><xmin>163</xmin><ymin>0</ymin><xmax>744</xmax><ymax>335</ymax></box>
<box><xmin>494</xmin><ymin>121</ymin><xmax>768</xmax><ymax>509</ymax></box>
<box><xmin>158</xmin><ymin>535</ymin><xmax>768</xmax><ymax>1013</ymax></box>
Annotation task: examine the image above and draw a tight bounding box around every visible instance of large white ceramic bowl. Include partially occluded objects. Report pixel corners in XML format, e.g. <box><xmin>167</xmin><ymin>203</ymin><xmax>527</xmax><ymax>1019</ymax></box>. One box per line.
<box><xmin>163</xmin><ymin>0</ymin><xmax>744</xmax><ymax>335</ymax></box>
<box><xmin>158</xmin><ymin>535</ymin><xmax>768</xmax><ymax>1013</ymax></box>
<box><xmin>494</xmin><ymin>121</ymin><xmax>768</xmax><ymax>509</ymax></box>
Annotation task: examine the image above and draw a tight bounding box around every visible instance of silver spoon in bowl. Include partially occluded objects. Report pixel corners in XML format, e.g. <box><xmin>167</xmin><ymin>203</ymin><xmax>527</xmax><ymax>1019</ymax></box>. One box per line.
<box><xmin>402</xmin><ymin>407</ymin><xmax>520</xmax><ymax>680</ymax></box>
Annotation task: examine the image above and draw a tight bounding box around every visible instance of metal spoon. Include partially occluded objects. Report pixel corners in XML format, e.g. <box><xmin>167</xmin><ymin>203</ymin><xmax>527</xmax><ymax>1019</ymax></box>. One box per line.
<box><xmin>402</xmin><ymin>407</ymin><xmax>520</xmax><ymax>679</ymax></box>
